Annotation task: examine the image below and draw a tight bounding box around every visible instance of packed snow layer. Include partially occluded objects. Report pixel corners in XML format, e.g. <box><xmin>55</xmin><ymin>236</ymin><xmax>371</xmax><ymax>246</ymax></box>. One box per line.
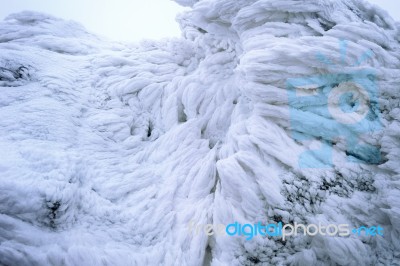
<box><xmin>0</xmin><ymin>0</ymin><xmax>399</xmax><ymax>265</ymax></box>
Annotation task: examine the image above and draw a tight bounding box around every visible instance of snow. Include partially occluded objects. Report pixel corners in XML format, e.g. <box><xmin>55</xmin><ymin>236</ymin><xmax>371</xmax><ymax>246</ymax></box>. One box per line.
<box><xmin>0</xmin><ymin>0</ymin><xmax>399</xmax><ymax>265</ymax></box>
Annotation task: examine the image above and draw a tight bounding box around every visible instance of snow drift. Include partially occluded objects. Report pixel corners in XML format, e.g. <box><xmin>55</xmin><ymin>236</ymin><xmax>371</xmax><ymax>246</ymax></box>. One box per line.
<box><xmin>0</xmin><ymin>0</ymin><xmax>399</xmax><ymax>265</ymax></box>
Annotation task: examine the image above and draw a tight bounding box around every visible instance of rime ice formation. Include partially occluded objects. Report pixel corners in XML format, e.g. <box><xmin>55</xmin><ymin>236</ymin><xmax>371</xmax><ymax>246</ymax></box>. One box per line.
<box><xmin>0</xmin><ymin>0</ymin><xmax>399</xmax><ymax>265</ymax></box>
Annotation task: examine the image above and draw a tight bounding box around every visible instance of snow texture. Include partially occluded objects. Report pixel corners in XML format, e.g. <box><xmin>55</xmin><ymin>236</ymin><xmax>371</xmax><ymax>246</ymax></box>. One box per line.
<box><xmin>0</xmin><ymin>0</ymin><xmax>399</xmax><ymax>265</ymax></box>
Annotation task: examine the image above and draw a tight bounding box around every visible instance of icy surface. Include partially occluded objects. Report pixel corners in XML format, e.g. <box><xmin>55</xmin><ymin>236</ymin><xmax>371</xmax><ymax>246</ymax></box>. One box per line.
<box><xmin>0</xmin><ymin>1</ymin><xmax>399</xmax><ymax>265</ymax></box>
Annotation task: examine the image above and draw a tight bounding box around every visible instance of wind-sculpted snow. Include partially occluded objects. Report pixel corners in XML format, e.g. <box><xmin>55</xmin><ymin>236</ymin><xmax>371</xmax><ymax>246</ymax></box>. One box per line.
<box><xmin>0</xmin><ymin>0</ymin><xmax>399</xmax><ymax>265</ymax></box>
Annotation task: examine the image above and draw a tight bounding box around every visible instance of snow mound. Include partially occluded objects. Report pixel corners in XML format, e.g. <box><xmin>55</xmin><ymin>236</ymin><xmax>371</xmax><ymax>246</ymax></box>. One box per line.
<box><xmin>0</xmin><ymin>0</ymin><xmax>400</xmax><ymax>265</ymax></box>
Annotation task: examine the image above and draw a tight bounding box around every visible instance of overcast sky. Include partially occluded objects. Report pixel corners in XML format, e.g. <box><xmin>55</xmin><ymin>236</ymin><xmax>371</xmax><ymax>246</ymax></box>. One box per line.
<box><xmin>0</xmin><ymin>0</ymin><xmax>398</xmax><ymax>43</ymax></box>
<box><xmin>0</xmin><ymin>0</ymin><xmax>186</xmax><ymax>42</ymax></box>
<box><xmin>368</xmin><ymin>0</ymin><xmax>400</xmax><ymax>21</ymax></box>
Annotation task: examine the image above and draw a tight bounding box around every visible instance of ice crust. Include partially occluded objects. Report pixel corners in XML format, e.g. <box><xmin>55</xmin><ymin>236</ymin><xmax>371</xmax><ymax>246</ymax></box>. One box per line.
<box><xmin>0</xmin><ymin>1</ymin><xmax>399</xmax><ymax>265</ymax></box>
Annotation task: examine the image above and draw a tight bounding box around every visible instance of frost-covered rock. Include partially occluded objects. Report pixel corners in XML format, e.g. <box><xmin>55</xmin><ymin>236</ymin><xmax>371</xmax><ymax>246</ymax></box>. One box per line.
<box><xmin>0</xmin><ymin>0</ymin><xmax>399</xmax><ymax>265</ymax></box>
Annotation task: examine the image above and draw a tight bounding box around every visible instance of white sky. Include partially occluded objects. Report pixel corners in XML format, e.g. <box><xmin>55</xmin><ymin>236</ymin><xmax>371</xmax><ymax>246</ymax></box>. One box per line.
<box><xmin>0</xmin><ymin>0</ymin><xmax>187</xmax><ymax>42</ymax></box>
<box><xmin>0</xmin><ymin>0</ymin><xmax>398</xmax><ymax>43</ymax></box>
<box><xmin>368</xmin><ymin>0</ymin><xmax>400</xmax><ymax>21</ymax></box>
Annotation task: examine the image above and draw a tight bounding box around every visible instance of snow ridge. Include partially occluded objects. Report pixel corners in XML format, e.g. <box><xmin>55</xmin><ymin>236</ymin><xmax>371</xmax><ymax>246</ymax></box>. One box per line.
<box><xmin>0</xmin><ymin>0</ymin><xmax>399</xmax><ymax>265</ymax></box>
